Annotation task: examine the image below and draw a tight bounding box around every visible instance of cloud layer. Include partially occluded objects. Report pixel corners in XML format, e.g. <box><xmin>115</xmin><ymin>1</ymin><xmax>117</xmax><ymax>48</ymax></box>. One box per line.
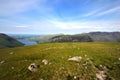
<box><xmin>0</xmin><ymin>0</ymin><xmax>39</xmax><ymax>16</ymax></box>
<box><xmin>0</xmin><ymin>0</ymin><xmax>120</xmax><ymax>34</ymax></box>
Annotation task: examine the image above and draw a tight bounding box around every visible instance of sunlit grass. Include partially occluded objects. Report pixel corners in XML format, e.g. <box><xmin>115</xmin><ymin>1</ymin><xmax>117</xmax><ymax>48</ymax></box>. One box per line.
<box><xmin>0</xmin><ymin>42</ymin><xmax>120</xmax><ymax>80</ymax></box>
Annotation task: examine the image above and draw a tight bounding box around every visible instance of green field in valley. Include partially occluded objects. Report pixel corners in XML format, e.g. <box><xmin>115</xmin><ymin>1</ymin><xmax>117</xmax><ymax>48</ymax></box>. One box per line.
<box><xmin>0</xmin><ymin>42</ymin><xmax>120</xmax><ymax>80</ymax></box>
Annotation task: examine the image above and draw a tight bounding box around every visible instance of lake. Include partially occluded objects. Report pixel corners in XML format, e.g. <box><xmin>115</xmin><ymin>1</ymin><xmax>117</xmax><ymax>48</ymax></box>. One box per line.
<box><xmin>18</xmin><ymin>39</ymin><xmax>37</xmax><ymax>46</ymax></box>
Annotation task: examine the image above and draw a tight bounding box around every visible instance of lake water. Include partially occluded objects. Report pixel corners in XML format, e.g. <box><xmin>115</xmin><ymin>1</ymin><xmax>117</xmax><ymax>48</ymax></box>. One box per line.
<box><xmin>18</xmin><ymin>39</ymin><xmax>37</xmax><ymax>46</ymax></box>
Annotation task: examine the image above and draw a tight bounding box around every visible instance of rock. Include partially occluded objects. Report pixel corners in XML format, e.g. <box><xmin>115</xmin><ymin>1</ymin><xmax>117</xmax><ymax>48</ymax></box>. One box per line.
<box><xmin>11</xmin><ymin>67</ymin><xmax>14</xmax><ymax>69</ymax></box>
<box><xmin>60</xmin><ymin>66</ymin><xmax>65</xmax><ymax>70</ymax></box>
<box><xmin>49</xmin><ymin>62</ymin><xmax>52</xmax><ymax>65</ymax></box>
<box><xmin>83</xmin><ymin>61</ymin><xmax>88</xmax><ymax>66</ymax></box>
<box><xmin>28</xmin><ymin>63</ymin><xmax>39</xmax><ymax>72</ymax></box>
<box><xmin>103</xmin><ymin>66</ymin><xmax>107</xmax><ymax>70</ymax></box>
<box><xmin>74</xmin><ymin>76</ymin><xmax>77</xmax><ymax>79</ymax></box>
<box><xmin>9</xmin><ymin>52</ymin><xmax>14</xmax><ymax>54</ymax></box>
<box><xmin>85</xmin><ymin>66</ymin><xmax>87</xmax><ymax>69</ymax></box>
<box><xmin>84</xmin><ymin>54</ymin><xmax>87</xmax><ymax>57</ymax></box>
<box><xmin>96</xmin><ymin>70</ymin><xmax>107</xmax><ymax>80</ymax></box>
<box><xmin>24</xmin><ymin>59</ymin><xmax>28</xmax><ymax>61</ymax></box>
<box><xmin>99</xmin><ymin>64</ymin><xmax>103</xmax><ymax>67</ymax></box>
<box><xmin>0</xmin><ymin>61</ymin><xmax>5</xmax><ymax>64</ymax></box>
<box><xmin>86</xmin><ymin>58</ymin><xmax>90</xmax><ymax>61</ymax></box>
<box><xmin>68</xmin><ymin>56</ymin><xmax>82</xmax><ymax>62</ymax></box>
<box><xmin>42</xmin><ymin>59</ymin><xmax>48</xmax><ymax>65</ymax></box>
<box><xmin>118</xmin><ymin>58</ymin><xmax>120</xmax><ymax>61</ymax></box>
<box><xmin>40</xmin><ymin>78</ymin><xmax>44</xmax><ymax>80</ymax></box>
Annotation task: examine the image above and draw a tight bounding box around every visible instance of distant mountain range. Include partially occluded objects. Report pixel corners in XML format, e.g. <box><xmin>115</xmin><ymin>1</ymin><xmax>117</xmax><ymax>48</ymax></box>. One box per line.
<box><xmin>17</xmin><ymin>32</ymin><xmax>120</xmax><ymax>43</ymax></box>
<box><xmin>88</xmin><ymin>32</ymin><xmax>120</xmax><ymax>42</ymax></box>
<box><xmin>1</xmin><ymin>32</ymin><xmax>119</xmax><ymax>48</ymax></box>
<box><xmin>49</xmin><ymin>32</ymin><xmax>120</xmax><ymax>42</ymax></box>
<box><xmin>0</xmin><ymin>33</ymin><xmax>24</xmax><ymax>48</ymax></box>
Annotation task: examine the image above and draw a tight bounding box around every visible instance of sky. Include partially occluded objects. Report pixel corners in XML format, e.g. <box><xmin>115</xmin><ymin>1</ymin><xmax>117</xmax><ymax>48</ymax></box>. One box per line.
<box><xmin>0</xmin><ymin>0</ymin><xmax>120</xmax><ymax>34</ymax></box>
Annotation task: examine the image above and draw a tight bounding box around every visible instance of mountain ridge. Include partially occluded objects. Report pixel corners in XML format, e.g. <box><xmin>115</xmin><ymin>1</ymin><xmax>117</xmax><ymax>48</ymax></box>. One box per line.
<box><xmin>49</xmin><ymin>32</ymin><xmax>120</xmax><ymax>42</ymax></box>
<box><xmin>0</xmin><ymin>33</ymin><xmax>24</xmax><ymax>48</ymax></box>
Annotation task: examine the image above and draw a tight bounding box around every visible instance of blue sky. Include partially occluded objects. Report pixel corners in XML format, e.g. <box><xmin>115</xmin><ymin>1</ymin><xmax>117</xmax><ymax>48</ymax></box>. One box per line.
<box><xmin>0</xmin><ymin>0</ymin><xmax>120</xmax><ymax>34</ymax></box>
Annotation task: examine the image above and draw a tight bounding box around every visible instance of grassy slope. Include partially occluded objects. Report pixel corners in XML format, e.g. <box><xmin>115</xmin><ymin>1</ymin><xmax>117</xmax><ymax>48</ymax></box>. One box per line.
<box><xmin>0</xmin><ymin>34</ymin><xmax>24</xmax><ymax>48</ymax></box>
<box><xmin>0</xmin><ymin>42</ymin><xmax>120</xmax><ymax>80</ymax></box>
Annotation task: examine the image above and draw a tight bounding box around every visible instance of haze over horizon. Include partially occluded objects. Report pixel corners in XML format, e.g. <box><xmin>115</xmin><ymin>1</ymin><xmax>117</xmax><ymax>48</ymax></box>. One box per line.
<box><xmin>0</xmin><ymin>0</ymin><xmax>120</xmax><ymax>34</ymax></box>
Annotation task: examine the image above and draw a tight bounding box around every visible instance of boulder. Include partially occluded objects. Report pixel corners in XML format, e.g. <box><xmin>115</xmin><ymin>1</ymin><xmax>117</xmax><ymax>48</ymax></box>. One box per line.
<box><xmin>42</xmin><ymin>59</ymin><xmax>48</xmax><ymax>65</ymax></box>
<box><xmin>28</xmin><ymin>63</ymin><xmax>39</xmax><ymax>72</ymax></box>
<box><xmin>118</xmin><ymin>58</ymin><xmax>120</xmax><ymax>61</ymax></box>
<box><xmin>68</xmin><ymin>56</ymin><xmax>82</xmax><ymax>62</ymax></box>
<box><xmin>0</xmin><ymin>61</ymin><xmax>5</xmax><ymax>64</ymax></box>
<box><xmin>96</xmin><ymin>70</ymin><xmax>107</xmax><ymax>80</ymax></box>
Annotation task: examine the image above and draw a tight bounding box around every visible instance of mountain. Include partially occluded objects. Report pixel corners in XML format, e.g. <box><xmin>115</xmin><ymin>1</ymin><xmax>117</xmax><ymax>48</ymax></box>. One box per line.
<box><xmin>88</xmin><ymin>32</ymin><xmax>120</xmax><ymax>42</ymax></box>
<box><xmin>50</xmin><ymin>32</ymin><xmax>120</xmax><ymax>42</ymax></box>
<box><xmin>50</xmin><ymin>34</ymin><xmax>93</xmax><ymax>42</ymax></box>
<box><xmin>9</xmin><ymin>32</ymin><xmax>120</xmax><ymax>44</ymax></box>
<box><xmin>0</xmin><ymin>33</ymin><xmax>24</xmax><ymax>48</ymax></box>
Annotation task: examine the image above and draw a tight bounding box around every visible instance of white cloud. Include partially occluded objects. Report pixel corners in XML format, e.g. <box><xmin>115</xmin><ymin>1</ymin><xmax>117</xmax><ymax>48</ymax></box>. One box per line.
<box><xmin>97</xmin><ymin>6</ymin><xmax>120</xmax><ymax>16</ymax></box>
<box><xmin>0</xmin><ymin>0</ymin><xmax>39</xmax><ymax>16</ymax></box>
<box><xmin>0</xmin><ymin>19</ymin><xmax>120</xmax><ymax>34</ymax></box>
<box><xmin>49</xmin><ymin>20</ymin><xmax>120</xmax><ymax>31</ymax></box>
<box><xmin>15</xmin><ymin>26</ymin><xmax>28</xmax><ymax>28</ymax></box>
<box><xmin>82</xmin><ymin>6</ymin><xmax>120</xmax><ymax>17</ymax></box>
<box><xmin>83</xmin><ymin>9</ymin><xmax>100</xmax><ymax>17</ymax></box>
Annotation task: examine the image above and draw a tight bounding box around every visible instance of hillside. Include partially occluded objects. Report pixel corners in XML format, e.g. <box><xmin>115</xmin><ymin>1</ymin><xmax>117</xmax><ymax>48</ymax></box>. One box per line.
<box><xmin>0</xmin><ymin>42</ymin><xmax>120</xmax><ymax>80</ymax></box>
<box><xmin>89</xmin><ymin>32</ymin><xmax>120</xmax><ymax>42</ymax></box>
<box><xmin>50</xmin><ymin>34</ymin><xmax>93</xmax><ymax>42</ymax></box>
<box><xmin>0</xmin><ymin>33</ymin><xmax>24</xmax><ymax>48</ymax></box>
<box><xmin>50</xmin><ymin>32</ymin><xmax>120</xmax><ymax>42</ymax></box>
<box><xmin>10</xmin><ymin>32</ymin><xmax>120</xmax><ymax>44</ymax></box>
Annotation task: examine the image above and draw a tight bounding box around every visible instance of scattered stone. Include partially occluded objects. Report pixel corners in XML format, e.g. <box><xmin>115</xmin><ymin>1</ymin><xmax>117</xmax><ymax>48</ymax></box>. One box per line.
<box><xmin>99</xmin><ymin>65</ymin><xmax>103</xmax><ymax>67</ymax></box>
<box><xmin>85</xmin><ymin>66</ymin><xmax>87</xmax><ymax>69</ymax></box>
<box><xmin>60</xmin><ymin>66</ymin><xmax>65</xmax><ymax>70</ymax></box>
<box><xmin>9</xmin><ymin>52</ymin><xmax>14</xmax><ymax>54</ymax></box>
<box><xmin>24</xmin><ymin>59</ymin><xmax>28</xmax><ymax>61</ymax></box>
<box><xmin>96</xmin><ymin>70</ymin><xmax>107</xmax><ymax>80</ymax></box>
<box><xmin>83</xmin><ymin>63</ymin><xmax>87</xmax><ymax>66</ymax></box>
<box><xmin>69</xmin><ymin>56</ymin><xmax>72</xmax><ymax>58</ymax></box>
<box><xmin>0</xmin><ymin>61</ymin><xmax>5</xmax><ymax>64</ymax></box>
<box><xmin>40</xmin><ymin>78</ymin><xmax>44</xmax><ymax>80</ymax></box>
<box><xmin>83</xmin><ymin>61</ymin><xmax>88</xmax><ymax>66</ymax></box>
<box><xmin>118</xmin><ymin>58</ymin><xmax>120</xmax><ymax>61</ymax></box>
<box><xmin>11</xmin><ymin>67</ymin><xmax>14</xmax><ymax>69</ymax></box>
<box><xmin>49</xmin><ymin>62</ymin><xmax>52</xmax><ymax>65</ymax></box>
<box><xmin>84</xmin><ymin>54</ymin><xmax>87</xmax><ymax>57</ymax></box>
<box><xmin>103</xmin><ymin>66</ymin><xmax>107</xmax><ymax>70</ymax></box>
<box><xmin>28</xmin><ymin>63</ymin><xmax>39</xmax><ymax>72</ymax></box>
<box><xmin>86</xmin><ymin>58</ymin><xmax>90</xmax><ymax>61</ymax></box>
<box><xmin>74</xmin><ymin>76</ymin><xmax>77</xmax><ymax>79</ymax></box>
<box><xmin>68</xmin><ymin>56</ymin><xmax>82</xmax><ymax>62</ymax></box>
<box><xmin>42</xmin><ymin>59</ymin><xmax>48</xmax><ymax>65</ymax></box>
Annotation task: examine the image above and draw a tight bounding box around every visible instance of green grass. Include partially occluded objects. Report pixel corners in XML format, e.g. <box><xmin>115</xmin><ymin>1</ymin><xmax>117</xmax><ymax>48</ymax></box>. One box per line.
<box><xmin>0</xmin><ymin>42</ymin><xmax>120</xmax><ymax>80</ymax></box>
